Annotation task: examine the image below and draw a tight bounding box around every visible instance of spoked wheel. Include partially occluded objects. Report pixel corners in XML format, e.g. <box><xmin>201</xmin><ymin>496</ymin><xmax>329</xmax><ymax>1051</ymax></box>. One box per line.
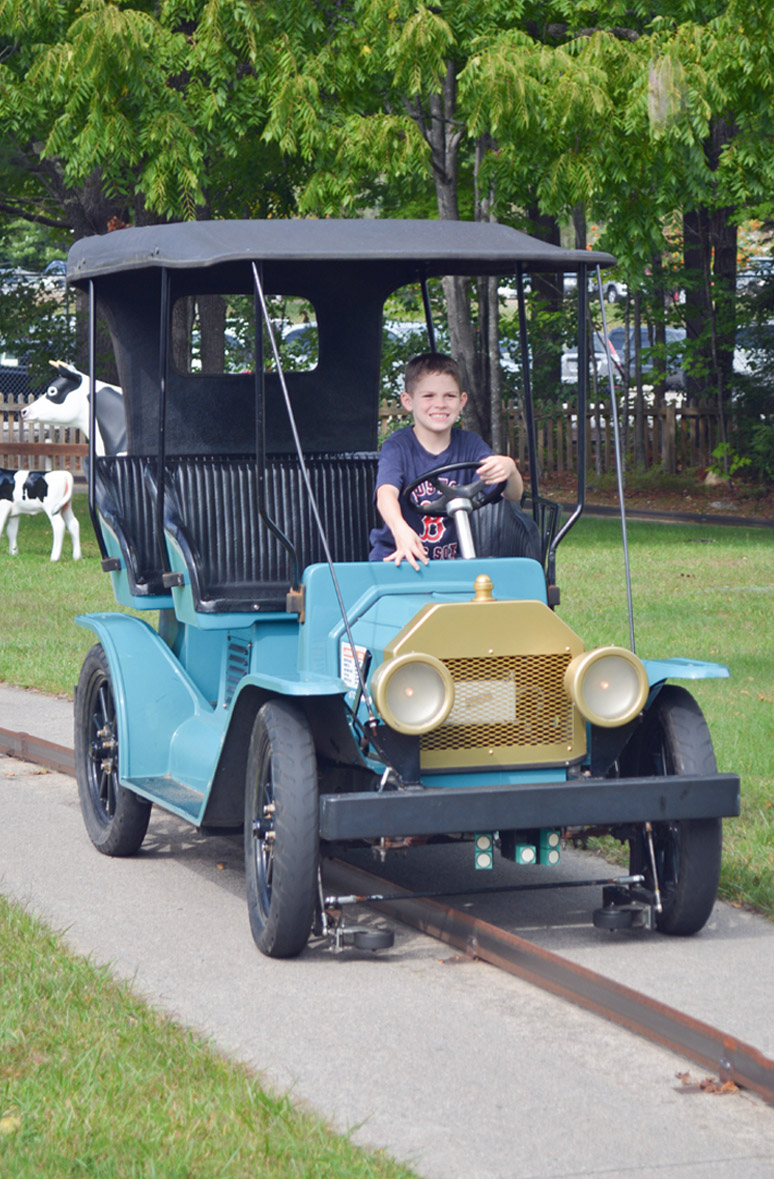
<box><xmin>624</xmin><ymin>685</ymin><xmax>722</xmax><ymax>935</ymax></box>
<box><xmin>244</xmin><ymin>699</ymin><xmax>319</xmax><ymax>958</ymax></box>
<box><xmin>75</xmin><ymin>644</ymin><xmax>151</xmax><ymax>856</ymax></box>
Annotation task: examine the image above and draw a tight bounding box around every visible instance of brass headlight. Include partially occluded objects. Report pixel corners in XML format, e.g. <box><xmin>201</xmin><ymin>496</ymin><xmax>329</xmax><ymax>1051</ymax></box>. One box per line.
<box><xmin>564</xmin><ymin>647</ymin><xmax>648</xmax><ymax>728</ymax></box>
<box><xmin>370</xmin><ymin>653</ymin><xmax>455</xmax><ymax>736</ymax></box>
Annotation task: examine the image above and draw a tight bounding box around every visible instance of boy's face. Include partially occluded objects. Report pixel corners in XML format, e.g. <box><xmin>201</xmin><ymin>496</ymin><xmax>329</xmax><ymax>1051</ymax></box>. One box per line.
<box><xmin>401</xmin><ymin>370</ymin><xmax>467</xmax><ymax>437</ymax></box>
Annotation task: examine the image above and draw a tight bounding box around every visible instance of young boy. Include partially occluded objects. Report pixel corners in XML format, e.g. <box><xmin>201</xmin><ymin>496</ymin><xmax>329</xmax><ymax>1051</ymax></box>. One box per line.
<box><xmin>369</xmin><ymin>352</ymin><xmax>523</xmax><ymax>569</ymax></box>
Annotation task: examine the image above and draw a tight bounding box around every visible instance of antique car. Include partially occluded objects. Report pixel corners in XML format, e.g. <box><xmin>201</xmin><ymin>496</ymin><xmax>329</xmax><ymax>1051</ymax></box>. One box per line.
<box><xmin>69</xmin><ymin>218</ymin><xmax>739</xmax><ymax>957</ymax></box>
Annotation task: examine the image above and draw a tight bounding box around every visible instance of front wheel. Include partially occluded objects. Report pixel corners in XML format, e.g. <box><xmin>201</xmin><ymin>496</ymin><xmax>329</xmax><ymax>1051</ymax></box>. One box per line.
<box><xmin>624</xmin><ymin>685</ymin><xmax>722</xmax><ymax>935</ymax></box>
<box><xmin>75</xmin><ymin>644</ymin><xmax>151</xmax><ymax>856</ymax></box>
<box><xmin>244</xmin><ymin>699</ymin><xmax>319</xmax><ymax>958</ymax></box>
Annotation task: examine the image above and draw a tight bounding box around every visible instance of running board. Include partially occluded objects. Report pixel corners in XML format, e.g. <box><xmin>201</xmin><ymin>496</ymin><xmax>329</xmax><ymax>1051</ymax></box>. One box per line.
<box><xmin>125</xmin><ymin>776</ymin><xmax>204</xmax><ymax>823</ymax></box>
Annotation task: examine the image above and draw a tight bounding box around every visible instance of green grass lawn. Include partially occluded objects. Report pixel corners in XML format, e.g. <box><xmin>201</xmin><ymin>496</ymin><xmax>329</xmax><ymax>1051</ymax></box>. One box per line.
<box><xmin>0</xmin><ymin>896</ymin><xmax>415</xmax><ymax>1179</ymax></box>
<box><xmin>0</xmin><ymin>494</ymin><xmax>137</xmax><ymax>695</ymax></box>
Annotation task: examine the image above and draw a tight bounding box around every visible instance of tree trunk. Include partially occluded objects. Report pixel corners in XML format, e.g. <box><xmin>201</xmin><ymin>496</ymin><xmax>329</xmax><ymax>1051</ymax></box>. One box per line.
<box><xmin>682</xmin><ymin>116</ymin><xmax>738</xmax><ymax>412</ymax></box>
<box><xmin>633</xmin><ymin>291</ymin><xmax>646</xmax><ymax>468</ymax></box>
<box><xmin>682</xmin><ymin>207</ymin><xmax>712</xmax><ymax>407</ymax></box>
<box><xmin>572</xmin><ymin>203</ymin><xmax>586</xmax><ymax>251</ymax></box>
<box><xmin>198</xmin><ymin>294</ymin><xmax>227</xmax><ymax>373</ymax></box>
<box><xmin>475</xmin><ymin>135</ymin><xmax>502</xmax><ymax>451</ymax></box>
<box><xmin>408</xmin><ymin>64</ymin><xmax>490</xmax><ymax>439</ymax></box>
<box><xmin>172</xmin><ymin>297</ymin><xmax>195</xmax><ymax>373</ymax></box>
<box><xmin>526</xmin><ymin>205</ymin><xmax>563</xmax><ymax>405</ymax></box>
<box><xmin>649</xmin><ymin>251</ymin><xmax>667</xmax><ymax>409</ymax></box>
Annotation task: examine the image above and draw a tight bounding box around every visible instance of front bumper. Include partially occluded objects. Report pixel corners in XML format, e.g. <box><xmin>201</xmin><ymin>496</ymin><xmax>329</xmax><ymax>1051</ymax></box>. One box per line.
<box><xmin>319</xmin><ymin>772</ymin><xmax>740</xmax><ymax>841</ymax></box>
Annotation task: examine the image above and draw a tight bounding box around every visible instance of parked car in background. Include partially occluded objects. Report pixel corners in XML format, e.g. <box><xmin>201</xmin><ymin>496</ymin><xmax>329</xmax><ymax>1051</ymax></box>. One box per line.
<box><xmin>0</xmin><ymin>351</ymin><xmax>50</xmax><ymax>402</ymax></box>
<box><xmin>598</xmin><ymin>277</ymin><xmax>627</xmax><ymax>304</ymax></box>
<box><xmin>607</xmin><ymin>325</ymin><xmax>686</xmax><ymax>389</ymax></box>
<box><xmin>561</xmin><ymin>333</ymin><xmax>622</xmax><ymax>385</ymax></box>
<box><xmin>734</xmin><ymin>322</ymin><xmax>774</xmax><ymax>375</ymax></box>
<box><xmin>40</xmin><ymin>259</ymin><xmax>67</xmax><ymax>292</ymax></box>
<box><xmin>737</xmin><ymin>257</ymin><xmax>774</xmax><ymax>293</ymax></box>
<box><xmin>0</xmin><ymin>266</ymin><xmax>37</xmax><ymax>294</ymax></box>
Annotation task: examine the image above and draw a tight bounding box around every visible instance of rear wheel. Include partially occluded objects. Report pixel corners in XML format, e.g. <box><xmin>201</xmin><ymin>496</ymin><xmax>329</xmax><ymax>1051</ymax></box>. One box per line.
<box><xmin>244</xmin><ymin>699</ymin><xmax>319</xmax><ymax>958</ymax></box>
<box><xmin>625</xmin><ymin>686</ymin><xmax>722</xmax><ymax>935</ymax></box>
<box><xmin>75</xmin><ymin>644</ymin><xmax>151</xmax><ymax>856</ymax></box>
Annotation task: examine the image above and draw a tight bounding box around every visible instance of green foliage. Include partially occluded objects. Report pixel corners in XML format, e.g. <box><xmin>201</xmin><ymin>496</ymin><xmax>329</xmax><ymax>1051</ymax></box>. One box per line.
<box><xmin>0</xmin><ymin>282</ymin><xmax>75</xmax><ymax>382</ymax></box>
<box><xmin>0</xmin><ymin>0</ymin><xmax>300</xmax><ymax>223</ymax></box>
<box><xmin>0</xmin><ymin>218</ymin><xmax>68</xmax><ymax>270</ymax></box>
<box><xmin>1</xmin><ymin>2</ymin><xmax>773</xmax><ymax>474</ymax></box>
<box><xmin>708</xmin><ymin>441</ymin><xmax>750</xmax><ymax>479</ymax></box>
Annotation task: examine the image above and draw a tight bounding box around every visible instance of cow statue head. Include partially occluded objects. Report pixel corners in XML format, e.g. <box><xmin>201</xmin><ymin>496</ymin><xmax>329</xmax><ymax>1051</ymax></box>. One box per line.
<box><xmin>21</xmin><ymin>361</ymin><xmax>126</xmax><ymax>456</ymax></box>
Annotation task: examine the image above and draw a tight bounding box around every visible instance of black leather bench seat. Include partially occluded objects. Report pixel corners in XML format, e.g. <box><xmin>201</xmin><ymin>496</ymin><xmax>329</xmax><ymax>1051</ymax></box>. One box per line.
<box><xmin>94</xmin><ymin>452</ymin><xmax>543</xmax><ymax>615</ymax></box>
<box><xmin>163</xmin><ymin>454</ymin><xmax>380</xmax><ymax>613</ymax></box>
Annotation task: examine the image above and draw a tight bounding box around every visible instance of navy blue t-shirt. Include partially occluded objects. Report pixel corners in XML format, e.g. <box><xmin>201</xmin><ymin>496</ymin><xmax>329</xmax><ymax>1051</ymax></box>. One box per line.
<box><xmin>369</xmin><ymin>426</ymin><xmax>494</xmax><ymax>561</ymax></box>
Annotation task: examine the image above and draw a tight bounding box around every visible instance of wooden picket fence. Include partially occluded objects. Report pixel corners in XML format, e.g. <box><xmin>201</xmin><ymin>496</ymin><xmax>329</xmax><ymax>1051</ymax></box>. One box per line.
<box><xmin>2</xmin><ymin>396</ymin><xmax>723</xmax><ymax>479</ymax></box>
<box><xmin>381</xmin><ymin>399</ymin><xmax>725</xmax><ymax>476</ymax></box>
<box><xmin>0</xmin><ymin>400</ymin><xmax>88</xmax><ymax>475</ymax></box>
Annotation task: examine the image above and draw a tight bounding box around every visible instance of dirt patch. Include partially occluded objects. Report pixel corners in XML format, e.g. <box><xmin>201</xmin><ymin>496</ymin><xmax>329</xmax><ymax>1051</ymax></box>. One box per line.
<box><xmin>539</xmin><ymin>474</ymin><xmax>774</xmax><ymax>522</ymax></box>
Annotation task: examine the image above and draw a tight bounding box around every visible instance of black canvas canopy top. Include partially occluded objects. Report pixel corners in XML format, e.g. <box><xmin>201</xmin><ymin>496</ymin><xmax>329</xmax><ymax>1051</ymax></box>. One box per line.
<box><xmin>68</xmin><ymin>218</ymin><xmax>615</xmax><ymax>285</ymax></box>
<box><xmin>68</xmin><ymin>219</ymin><xmax>615</xmax><ymax>456</ymax></box>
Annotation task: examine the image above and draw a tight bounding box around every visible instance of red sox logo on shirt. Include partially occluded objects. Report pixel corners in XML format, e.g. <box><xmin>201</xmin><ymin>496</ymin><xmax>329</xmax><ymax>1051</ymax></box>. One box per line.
<box><xmin>412</xmin><ymin>476</ymin><xmax>457</xmax><ymax>555</ymax></box>
<box><xmin>419</xmin><ymin>512</ymin><xmax>445</xmax><ymax>543</ymax></box>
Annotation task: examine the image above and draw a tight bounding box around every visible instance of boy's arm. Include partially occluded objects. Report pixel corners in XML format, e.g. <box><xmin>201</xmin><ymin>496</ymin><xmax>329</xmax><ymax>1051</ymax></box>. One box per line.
<box><xmin>375</xmin><ymin>483</ymin><xmax>429</xmax><ymax>570</ymax></box>
<box><xmin>476</xmin><ymin>453</ymin><xmax>524</xmax><ymax>502</ymax></box>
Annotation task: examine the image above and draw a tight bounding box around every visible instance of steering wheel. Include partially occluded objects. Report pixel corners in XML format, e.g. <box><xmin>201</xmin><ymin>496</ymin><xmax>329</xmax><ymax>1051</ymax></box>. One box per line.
<box><xmin>401</xmin><ymin>460</ymin><xmax>503</xmax><ymax>517</ymax></box>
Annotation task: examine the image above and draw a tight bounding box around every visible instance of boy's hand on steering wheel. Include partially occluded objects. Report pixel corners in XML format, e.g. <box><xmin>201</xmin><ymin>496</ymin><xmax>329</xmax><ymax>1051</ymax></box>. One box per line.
<box><xmin>476</xmin><ymin>453</ymin><xmax>517</xmax><ymax>485</ymax></box>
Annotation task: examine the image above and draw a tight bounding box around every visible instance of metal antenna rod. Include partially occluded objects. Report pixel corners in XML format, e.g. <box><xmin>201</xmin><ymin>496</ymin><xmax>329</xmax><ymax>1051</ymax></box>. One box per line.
<box><xmin>596</xmin><ymin>266</ymin><xmax>636</xmax><ymax>653</ymax></box>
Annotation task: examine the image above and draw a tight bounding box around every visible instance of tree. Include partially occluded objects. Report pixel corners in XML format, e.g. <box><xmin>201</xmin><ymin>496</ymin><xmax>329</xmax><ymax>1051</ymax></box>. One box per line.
<box><xmin>0</xmin><ymin>0</ymin><xmax>300</xmax><ymax>228</ymax></box>
<box><xmin>0</xmin><ymin>0</ymin><xmax>307</xmax><ymax>369</ymax></box>
<box><xmin>3</xmin><ymin>0</ymin><xmax>774</xmax><ymax>462</ymax></box>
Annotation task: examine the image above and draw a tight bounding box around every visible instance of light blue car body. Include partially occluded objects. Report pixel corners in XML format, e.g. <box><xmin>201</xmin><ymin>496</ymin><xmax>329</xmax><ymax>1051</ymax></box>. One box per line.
<box><xmin>78</xmin><ymin>549</ymin><xmax>729</xmax><ymax>826</ymax></box>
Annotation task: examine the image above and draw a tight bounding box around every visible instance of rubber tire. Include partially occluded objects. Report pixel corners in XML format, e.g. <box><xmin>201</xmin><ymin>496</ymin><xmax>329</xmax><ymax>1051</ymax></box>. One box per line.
<box><xmin>244</xmin><ymin>699</ymin><xmax>319</xmax><ymax>958</ymax></box>
<box><xmin>626</xmin><ymin>685</ymin><xmax>722</xmax><ymax>935</ymax></box>
<box><xmin>75</xmin><ymin>644</ymin><xmax>151</xmax><ymax>856</ymax></box>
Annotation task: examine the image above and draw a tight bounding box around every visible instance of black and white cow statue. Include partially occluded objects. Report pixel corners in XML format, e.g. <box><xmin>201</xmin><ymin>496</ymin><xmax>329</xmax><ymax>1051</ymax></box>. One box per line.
<box><xmin>21</xmin><ymin>361</ymin><xmax>126</xmax><ymax>456</ymax></box>
<box><xmin>0</xmin><ymin>469</ymin><xmax>81</xmax><ymax>561</ymax></box>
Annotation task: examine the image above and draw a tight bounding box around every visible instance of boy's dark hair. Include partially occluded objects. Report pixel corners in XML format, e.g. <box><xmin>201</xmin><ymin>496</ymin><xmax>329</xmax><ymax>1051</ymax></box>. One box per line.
<box><xmin>405</xmin><ymin>352</ymin><xmax>462</xmax><ymax>396</ymax></box>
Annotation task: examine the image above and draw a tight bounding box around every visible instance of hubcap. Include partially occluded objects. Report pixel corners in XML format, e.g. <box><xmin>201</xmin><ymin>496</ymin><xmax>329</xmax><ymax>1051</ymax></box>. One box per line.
<box><xmin>88</xmin><ymin>679</ymin><xmax>118</xmax><ymax>821</ymax></box>
<box><xmin>252</xmin><ymin>773</ymin><xmax>276</xmax><ymax>918</ymax></box>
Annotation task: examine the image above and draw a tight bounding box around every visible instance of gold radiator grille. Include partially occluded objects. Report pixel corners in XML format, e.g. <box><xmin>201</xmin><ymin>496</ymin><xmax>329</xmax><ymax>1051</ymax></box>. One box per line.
<box><xmin>420</xmin><ymin>653</ymin><xmax>574</xmax><ymax>760</ymax></box>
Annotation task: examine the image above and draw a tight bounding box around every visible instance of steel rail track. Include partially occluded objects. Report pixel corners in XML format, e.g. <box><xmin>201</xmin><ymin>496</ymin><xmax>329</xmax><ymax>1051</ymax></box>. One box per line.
<box><xmin>0</xmin><ymin>727</ymin><xmax>75</xmax><ymax>776</ymax></box>
<box><xmin>324</xmin><ymin>860</ymin><xmax>774</xmax><ymax>1106</ymax></box>
<box><xmin>3</xmin><ymin>723</ymin><xmax>773</xmax><ymax>1106</ymax></box>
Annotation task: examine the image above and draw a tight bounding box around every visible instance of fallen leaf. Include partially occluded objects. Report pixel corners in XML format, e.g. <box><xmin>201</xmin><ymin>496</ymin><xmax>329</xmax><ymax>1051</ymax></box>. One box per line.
<box><xmin>674</xmin><ymin>1071</ymin><xmax>739</xmax><ymax>1097</ymax></box>
<box><xmin>699</xmin><ymin>1076</ymin><xmax>739</xmax><ymax>1096</ymax></box>
<box><xmin>0</xmin><ymin>1115</ymin><xmax>22</xmax><ymax>1136</ymax></box>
